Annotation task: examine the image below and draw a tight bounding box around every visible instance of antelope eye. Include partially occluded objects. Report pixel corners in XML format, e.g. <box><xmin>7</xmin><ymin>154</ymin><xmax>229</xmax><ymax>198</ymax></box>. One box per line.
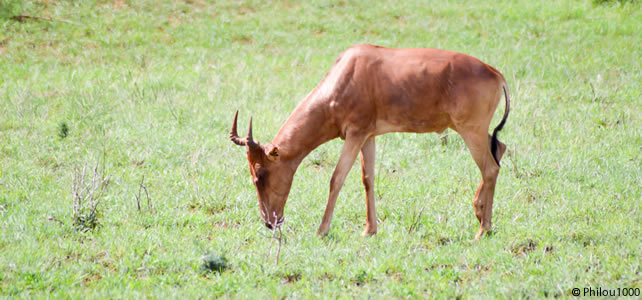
<box><xmin>254</xmin><ymin>170</ymin><xmax>266</xmax><ymax>185</ymax></box>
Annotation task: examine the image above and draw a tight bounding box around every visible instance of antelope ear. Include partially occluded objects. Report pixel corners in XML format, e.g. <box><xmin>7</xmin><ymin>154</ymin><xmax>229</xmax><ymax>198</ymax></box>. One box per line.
<box><xmin>266</xmin><ymin>144</ymin><xmax>280</xmax><ymax>161</ymax></box>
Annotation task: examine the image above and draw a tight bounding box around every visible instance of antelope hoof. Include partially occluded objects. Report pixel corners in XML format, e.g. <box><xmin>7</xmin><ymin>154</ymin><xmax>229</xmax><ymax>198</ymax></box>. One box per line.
<box><xmin>316</xmin><ymin>225</ymin><xmax>330</xmax><ymax>237</ymax></box>
<box><xmin>361</xmin><ymin>224</ymin><xmax>377</xmax><ymax>237</ymax></box>
<box><xmin>474</xmin><ymin>227</ymin><xmax>493</xmax><ymax>240</ymax></box>
<box><xmin>361</xmin><ymin>228</ymin><xmax>377</xmax><ymax>237</ymax></box>
<box><xmin>474</xmin><ymin>228</ymin><xmax>485</xmax><ymax>240</ymax></box>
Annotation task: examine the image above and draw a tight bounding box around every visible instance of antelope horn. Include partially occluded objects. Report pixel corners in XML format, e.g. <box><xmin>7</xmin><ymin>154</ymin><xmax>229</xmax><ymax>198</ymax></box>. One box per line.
<box><xmin>230</xmin><ymin>111</ymin><xmax>247</xmax><ymax>146</ymax></box>
<box><xmin>247</xmin><ymin>116</ymin><xmax>257</xmax><ymax>147</ymax></box>
<box><xmin>230</xmin><ymin>111</ymin><xmax>259</xmax><ymax>148</ymax></box>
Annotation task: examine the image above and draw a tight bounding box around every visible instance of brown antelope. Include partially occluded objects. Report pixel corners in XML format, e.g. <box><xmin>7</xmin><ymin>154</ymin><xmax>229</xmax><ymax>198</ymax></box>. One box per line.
<box><xmin>230</xmin><ymin>44</ymin><xmax>510</xmax><ymax>239</ymax></box>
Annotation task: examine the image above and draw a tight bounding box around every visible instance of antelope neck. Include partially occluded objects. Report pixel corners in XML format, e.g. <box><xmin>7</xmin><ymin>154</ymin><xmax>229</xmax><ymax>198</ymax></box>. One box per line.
<box><xmin>271</xmin><ymin>97</ymin><xmax>338</xmax><ymax>172</ymax></box>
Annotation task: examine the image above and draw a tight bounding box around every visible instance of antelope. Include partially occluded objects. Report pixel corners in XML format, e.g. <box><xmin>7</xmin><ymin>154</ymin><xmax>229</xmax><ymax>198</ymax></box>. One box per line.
<box><xmin>230</xmin><ymin>44</ymin><xmax>510</xmax><ymax>239</ymax></box>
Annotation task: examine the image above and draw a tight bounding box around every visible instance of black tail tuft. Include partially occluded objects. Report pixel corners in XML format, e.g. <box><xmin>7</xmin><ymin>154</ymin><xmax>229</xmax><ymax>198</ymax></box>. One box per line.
<box><xmin>491</xmin><ymin>85</ymin><xmax>510</xmax><ymax>167</ymax></box>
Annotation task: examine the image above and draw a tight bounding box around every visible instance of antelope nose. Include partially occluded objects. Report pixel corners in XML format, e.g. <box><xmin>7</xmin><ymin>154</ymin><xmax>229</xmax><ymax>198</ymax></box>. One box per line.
<box><xmin>265</xmin><ymin>222</ymin><xmax>273</xmax><ymax>230</ymax></box>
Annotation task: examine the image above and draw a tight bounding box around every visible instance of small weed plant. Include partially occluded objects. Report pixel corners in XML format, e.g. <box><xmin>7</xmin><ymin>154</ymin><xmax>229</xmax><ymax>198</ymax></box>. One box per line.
<box><xmin>71</xmin><ymin>163</ymin><xmax>110</xmax><ymax>232</ymax></box>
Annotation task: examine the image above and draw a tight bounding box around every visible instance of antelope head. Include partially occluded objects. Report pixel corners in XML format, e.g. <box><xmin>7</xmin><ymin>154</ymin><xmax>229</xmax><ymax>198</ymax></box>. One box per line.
<box><xmin>230</xmin><ymin>111</ymin><xmax>292</xmax><ymax>229</ymax></box>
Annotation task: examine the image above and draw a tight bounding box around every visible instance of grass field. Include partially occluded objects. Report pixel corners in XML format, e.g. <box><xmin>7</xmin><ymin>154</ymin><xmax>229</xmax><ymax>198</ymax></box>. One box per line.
<box><xmin>1</xmin><ymin>0</ymin><xmax>640</xmax><ymax>298</ymax></box>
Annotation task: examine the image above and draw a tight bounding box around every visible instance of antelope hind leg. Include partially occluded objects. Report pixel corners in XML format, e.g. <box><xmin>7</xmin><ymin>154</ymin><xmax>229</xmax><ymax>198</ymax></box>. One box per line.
<box><xmin>461</xmin><ymin>131</ymin><xmax>501</xmax><ymax>240</ymax></box>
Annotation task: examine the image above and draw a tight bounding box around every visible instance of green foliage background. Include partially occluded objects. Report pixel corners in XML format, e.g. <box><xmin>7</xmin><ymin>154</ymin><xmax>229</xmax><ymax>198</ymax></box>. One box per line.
<box><xmin>0</xmin><ymin>0</ymin><xmax>639</xmax><ymax>298</ymax></box>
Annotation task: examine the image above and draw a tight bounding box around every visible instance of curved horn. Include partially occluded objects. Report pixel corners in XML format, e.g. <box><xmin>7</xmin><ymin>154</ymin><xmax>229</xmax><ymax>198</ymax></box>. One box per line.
<box><xmin>246</xmin><ymin>117</ymin><xmax>254</xmax><ymax>144</ymax></box>
<box><xmin>230</xmin><ymin>111</ymin><xmax>247</xmax><ymax>146</ymax></box>
<box><xmin>247</xmin><ymin>117</ymin><xmax>257</xmax><ymax>147</ymax></box>
<box><xmin>230</xmin><ymin>111</ymin><xmax>259</xmax><ymax>148</ymax></box>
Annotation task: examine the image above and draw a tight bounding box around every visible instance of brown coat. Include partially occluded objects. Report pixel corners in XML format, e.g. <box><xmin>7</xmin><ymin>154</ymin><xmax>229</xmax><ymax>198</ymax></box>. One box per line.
<box><xmin>231</xmin><ymin>44</ymin><xmax>510</xmax><ymax>239</ymax></box>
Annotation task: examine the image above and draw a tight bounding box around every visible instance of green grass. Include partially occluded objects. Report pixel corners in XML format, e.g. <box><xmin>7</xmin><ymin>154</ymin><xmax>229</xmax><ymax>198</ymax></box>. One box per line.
<box><xmin>1</xmin><ymin>0</ymin><xmax>640</xmax><ymax>298</ymax></box>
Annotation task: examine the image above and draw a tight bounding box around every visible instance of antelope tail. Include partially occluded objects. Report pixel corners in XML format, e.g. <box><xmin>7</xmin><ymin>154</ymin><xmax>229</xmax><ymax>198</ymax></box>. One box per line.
<box><xmin>491</xmin><ymin>84</ymin><xmax>510</xmax><ymax>166</ymax></box>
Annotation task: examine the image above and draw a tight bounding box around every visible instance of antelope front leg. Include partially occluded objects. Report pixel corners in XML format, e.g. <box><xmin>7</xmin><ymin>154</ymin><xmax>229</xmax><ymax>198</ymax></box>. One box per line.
<box><xmin>317</xmin><ymin>135</ymin><xmax>366</xmax><ymax>236</ymax></box>
<box><xmin>360</xmin><ymin>137</ymin><xmax>377</xmax><ymax>236</ymax></box>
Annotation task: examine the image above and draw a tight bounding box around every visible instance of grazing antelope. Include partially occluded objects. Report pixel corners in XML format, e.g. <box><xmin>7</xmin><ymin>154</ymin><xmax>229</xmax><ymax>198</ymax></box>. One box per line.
<box><xmin>230</xmin><ymin>44</ymin><xmax>510</xmax><ymax>239</ymax></box>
